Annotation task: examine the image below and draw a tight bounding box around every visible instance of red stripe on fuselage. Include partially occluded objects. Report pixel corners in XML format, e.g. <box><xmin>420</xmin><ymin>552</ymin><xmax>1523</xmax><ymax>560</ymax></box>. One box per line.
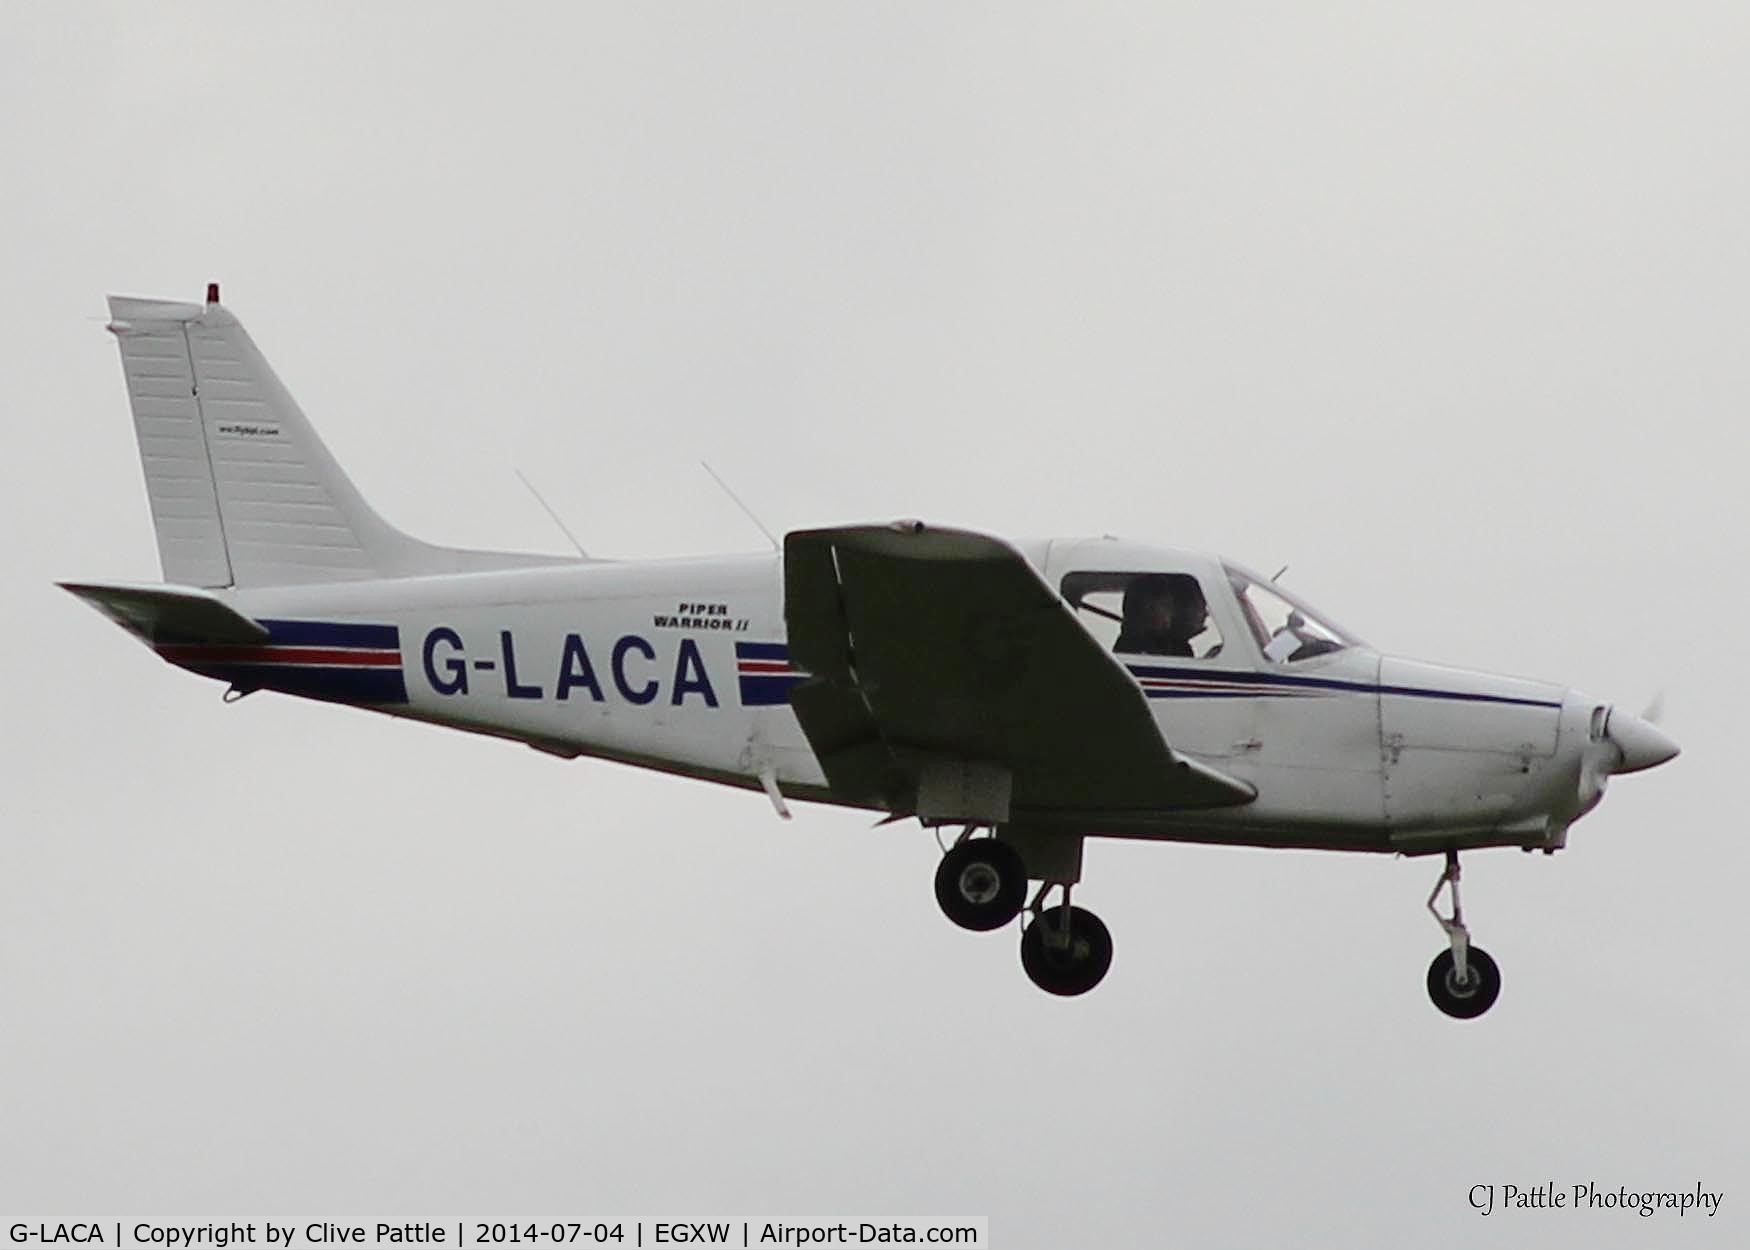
<box><xmin>157</xmin><ymin>644</ymin><xmax>402</xmax><ymax>667</ymax></box>
<box><xmin>737</xmin><ymin>660</ymin><xmax>795</xmax><ymax>674</ymax></box>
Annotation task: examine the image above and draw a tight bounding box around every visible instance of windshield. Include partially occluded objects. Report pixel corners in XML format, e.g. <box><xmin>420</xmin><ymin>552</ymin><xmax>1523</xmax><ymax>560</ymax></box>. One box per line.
<box><xmin>1224</xmin><ymin>564</ymin><xmax>1362</xmax><ymax>664</ymax></box>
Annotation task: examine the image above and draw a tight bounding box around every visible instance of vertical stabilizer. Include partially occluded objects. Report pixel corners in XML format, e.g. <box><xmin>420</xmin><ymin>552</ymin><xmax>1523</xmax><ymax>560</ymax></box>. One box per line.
<box><xmin>106</xmin><ymin>290</ymin><xmax>577</xmax><ymax>588</ymax></box>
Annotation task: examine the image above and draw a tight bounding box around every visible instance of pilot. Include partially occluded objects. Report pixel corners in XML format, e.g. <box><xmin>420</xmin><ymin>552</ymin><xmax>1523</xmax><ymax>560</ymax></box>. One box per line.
<box><xmin>1115</xmin><ymin>575</ymin><xmax>1209</xmax><ymax>657</ymax></box>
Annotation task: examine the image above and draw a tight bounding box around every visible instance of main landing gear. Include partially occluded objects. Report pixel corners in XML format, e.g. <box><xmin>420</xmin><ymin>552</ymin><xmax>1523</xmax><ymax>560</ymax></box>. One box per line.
<box><xmin>1425</xmin><ymin>849</ymin><xmax>1502</xmax><ymax>1019</ymax></box>
<box><xmin>1019</xmin><ymin>892</ymin><xmax>1112</xmax><ymax>997</ymax></box>
<box><xmin>934</xmin><ymin>828</ymin><xmax>1111</xmax><ymax>995</ymax></box>
<box><xmin>934</xmin><ymin>835</ymin><xmax>1027</xmax><ymax>931</ymax></box>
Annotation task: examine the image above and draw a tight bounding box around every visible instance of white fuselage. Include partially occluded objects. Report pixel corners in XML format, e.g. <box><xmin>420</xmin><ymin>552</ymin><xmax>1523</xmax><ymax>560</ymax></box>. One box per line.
<box><xmin>202</xmin><ymin>541</ymin><xmax>1604</xmax><ymax>858</ymax></box>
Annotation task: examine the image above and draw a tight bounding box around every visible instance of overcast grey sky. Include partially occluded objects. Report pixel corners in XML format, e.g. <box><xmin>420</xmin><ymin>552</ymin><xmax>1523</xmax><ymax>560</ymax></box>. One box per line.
<box><xmin>3</xmin><ymin>4</ymin><xmax>1746</xmax><ymax>1246</ymax></box>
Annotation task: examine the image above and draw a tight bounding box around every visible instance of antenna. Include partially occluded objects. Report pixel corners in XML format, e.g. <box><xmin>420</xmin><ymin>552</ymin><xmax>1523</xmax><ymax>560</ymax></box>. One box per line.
<box><xmin>1271</xmin><ymin>564</ymin><xmax>1289</xmax><ymax>582</ymax></box>
<box><xmin>514</xmin><ymin>469</ymin><xmax>589</xmax><ymax>558</ymax></box>
<box><xmin>701</xmin><ymin>460</ymin><xmax>779</xmax><ymax>551</ymax></box>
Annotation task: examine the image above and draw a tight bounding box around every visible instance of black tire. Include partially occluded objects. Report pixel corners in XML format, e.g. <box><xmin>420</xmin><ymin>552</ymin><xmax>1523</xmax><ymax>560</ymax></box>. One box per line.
<box><xmin>934</xmin><ymin>838</ymin><xmax>1027</xmax><ymax>931</ymax></box>
<box><xmin>1020</xmin><ymin>905</ymin><xmax>1113</xmax><ymax>996</ymax></box>
<box><xmin>1427</xmin><ymin>946</ymin><xmax>1501</xmax><ymax>1019</ymax></box>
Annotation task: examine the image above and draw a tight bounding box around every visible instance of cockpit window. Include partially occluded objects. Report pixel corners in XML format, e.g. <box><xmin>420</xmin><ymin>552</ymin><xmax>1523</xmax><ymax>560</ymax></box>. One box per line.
<box><xmin>1225</xmin><ymin>565</ymin><xmax>1356</xmax><ymax>664</ymax></box>
<box><xmin>1061</xmin><ymin>571</ymin><xmax>1224</xmax><ymax>659</ymax></box>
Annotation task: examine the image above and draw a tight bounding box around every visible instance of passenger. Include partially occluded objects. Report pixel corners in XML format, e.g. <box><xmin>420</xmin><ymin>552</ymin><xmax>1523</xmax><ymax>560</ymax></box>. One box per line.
<box><xmin>1115</xmin><ymin>575</ymin><xmax>1209</xmax><ymax>657</ymax></box>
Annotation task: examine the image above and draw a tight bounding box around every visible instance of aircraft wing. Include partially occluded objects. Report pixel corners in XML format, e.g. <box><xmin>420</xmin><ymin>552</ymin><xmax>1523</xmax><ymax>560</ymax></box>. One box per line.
<box><xmin>783</xmin><ymin>523</ymin><xmax>1255</xmax><ymax>820</ymax></box>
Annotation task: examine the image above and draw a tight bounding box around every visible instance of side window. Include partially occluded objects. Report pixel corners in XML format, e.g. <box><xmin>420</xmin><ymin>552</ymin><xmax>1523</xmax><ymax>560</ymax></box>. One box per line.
<box><xmin>1061</xmin><ymin>571</ymin><xmax>1224</xmax><ymax>659</ymax></box>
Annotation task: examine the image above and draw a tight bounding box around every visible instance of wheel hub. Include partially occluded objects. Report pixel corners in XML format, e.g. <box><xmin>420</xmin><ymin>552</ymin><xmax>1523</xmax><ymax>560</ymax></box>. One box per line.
<box><xmin>1040</xmin><ymin>935</ymin><xmax>1089</xmax><ymax>967</ymax></box>
<box><xmin>957</xmin><ymin>862</ymin><xmax>1000</xmax><ymax>905</ymax></box>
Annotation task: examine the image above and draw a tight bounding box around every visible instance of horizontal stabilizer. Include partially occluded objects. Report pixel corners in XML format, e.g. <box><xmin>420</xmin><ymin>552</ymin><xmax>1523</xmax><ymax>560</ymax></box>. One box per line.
<box><xmin>59</xmin><ymin>580</ymin><xmax>269</xmax><ymax>645</ymax></box>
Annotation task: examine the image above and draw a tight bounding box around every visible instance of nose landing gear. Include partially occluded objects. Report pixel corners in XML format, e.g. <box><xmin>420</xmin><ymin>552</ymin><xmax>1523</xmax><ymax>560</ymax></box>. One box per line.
<box><xmin>1425</xmin><ymin>849</ymin><xmax>1502</xmax><ymax>1019</ymax></box>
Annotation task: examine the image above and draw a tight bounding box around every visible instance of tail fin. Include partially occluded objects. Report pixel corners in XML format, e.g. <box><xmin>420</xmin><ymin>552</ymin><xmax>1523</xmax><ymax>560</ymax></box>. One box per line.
<box><xmin>106</xmin><ymin>289</ymin><xmax>578</xmax><ymax>588</ymax></box>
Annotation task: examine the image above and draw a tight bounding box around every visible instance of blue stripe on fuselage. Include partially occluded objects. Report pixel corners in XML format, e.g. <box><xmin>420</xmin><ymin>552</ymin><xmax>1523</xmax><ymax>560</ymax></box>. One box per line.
<box><xmin>734</xmin><ymin>640</ymin><xmax>801</xmax><ymax>706</ymax></box>
<box><xmin>739</xmin><ymin>674</ymin><xmax>803</xmax><ymax>706</ymax></box>
<box><xmin>191</xmin><ymin>662</ymin><xmax>410</xmax><ymax>705</ymax></box>
<box><xmin>258</xmin><ymin>619</ymin><xmax>401</xmax><ymax>648</ymax></box>
<box><xmin>171</xmin><ymin>619</ymin><xmax>408</xmax><ymax>705</ymax></box>
<box><xmin>1126</xmin><ymin>664</ymin><xmax>1561</xmax><ymax>709</ymax></box>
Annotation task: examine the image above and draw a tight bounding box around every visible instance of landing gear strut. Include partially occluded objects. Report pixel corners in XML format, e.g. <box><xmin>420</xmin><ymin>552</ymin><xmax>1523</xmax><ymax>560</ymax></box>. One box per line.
<box><xmin>1425</xmin><ymin>849</ymin><xmax>1501</xmax><ymax>1019</ymax></box>
<box><xmin>932</xmin><ymin>830</ymin><xmax>1113</xmax><ymax>994</ymax></box>
<box><xmin>1019</xmin><ymin>883</ymin><xmax>1112</xmax><ymax>996</ymax></box>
